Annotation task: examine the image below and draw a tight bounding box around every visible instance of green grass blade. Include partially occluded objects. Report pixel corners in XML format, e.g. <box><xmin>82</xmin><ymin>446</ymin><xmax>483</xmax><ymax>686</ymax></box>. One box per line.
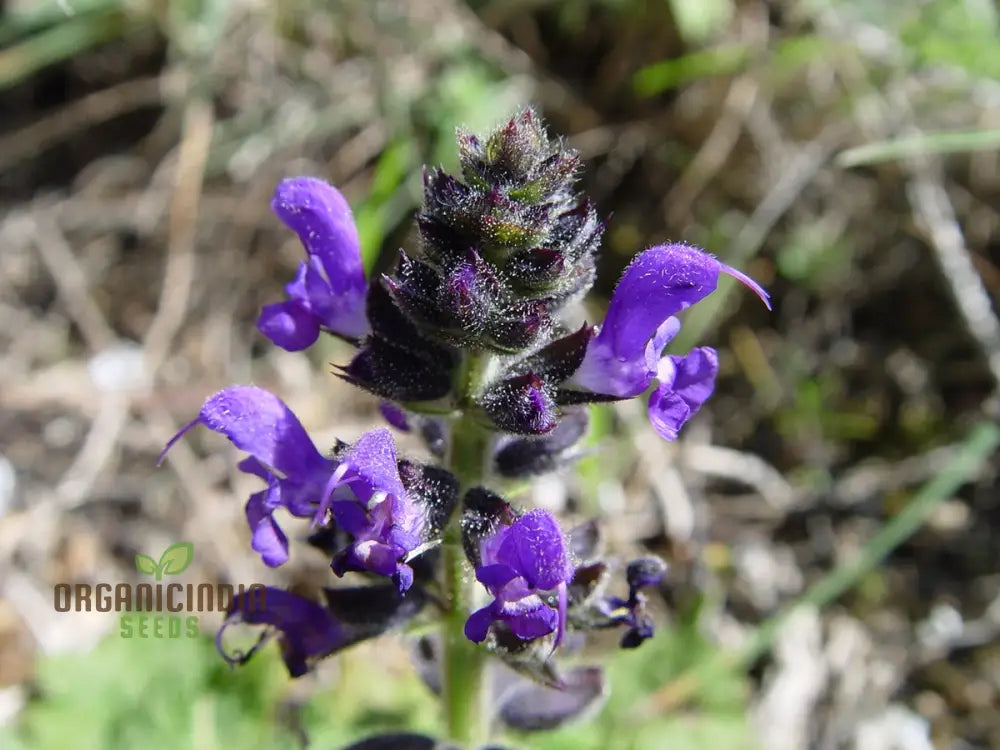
<box><xmin>739</xmin><ymin>420</ymin><xmax>1000</xmax><ymax>666</ymax></box>
<box><xmin>0</xmin><ymin>0</ymin><xmax>123</xmax><ymax>47</ymax></box>
<box><xmin>837</xmin><ymin>129</ymin><xmax>1000</xmax><ymax>168</ymax></box>
<box><xmin>0</xmin><ymin>8</ymin><xmax>145</xmax><ymax>91</ymax></box>
<box><xmin>645</xmin><ymin>420</ymin><xmax>1000</xmax><ymax>712</ymax></box>
<box><xmin>634</xmin><ymin>43</ymin><xmax>750</xmax><ymax>96</ymax></box>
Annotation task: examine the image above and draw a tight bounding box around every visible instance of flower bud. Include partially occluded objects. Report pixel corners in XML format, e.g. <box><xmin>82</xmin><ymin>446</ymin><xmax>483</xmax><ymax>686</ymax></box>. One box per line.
<box><xmin>494</xmin><ymin>408</ymin><xmax>589</xmax><ymax>478</ymax></box>
<box><xmin>485</xmin><ymin>299</ymin><xmax>550</xmax><ymax>352</ymax></box>
<box><xmin>480</xmin><ymin>373</ymin><xmax>558</xmax><ymax>435</ymax></box>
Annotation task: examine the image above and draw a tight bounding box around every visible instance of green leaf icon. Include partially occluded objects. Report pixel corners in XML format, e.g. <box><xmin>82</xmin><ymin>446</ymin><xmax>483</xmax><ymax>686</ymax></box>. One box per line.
<box><xmin>158</xmin><ymin>542</ymin><xmax>194</xmax><ymax>576</ymax></box>
<box><xmin>159</xmin><ymin>542</ymin><xmax>194</xmax><ymax>576</ymax></box>
<box><xmin>134</xmin><ymin>553</ymin><xmax>160</xmax><ymax>579</ymax></box>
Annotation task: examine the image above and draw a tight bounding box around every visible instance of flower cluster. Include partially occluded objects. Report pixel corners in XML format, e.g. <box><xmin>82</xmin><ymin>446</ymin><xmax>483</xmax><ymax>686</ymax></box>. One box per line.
<box><xmin>161</xmin><ymin>386</ymin><xmax>436</xmax><ymax>592</ymax></box>
<box><xmin>161</xmin><ymin>109</ymin><xmax>768</xmax><ymax>747</ymax></box>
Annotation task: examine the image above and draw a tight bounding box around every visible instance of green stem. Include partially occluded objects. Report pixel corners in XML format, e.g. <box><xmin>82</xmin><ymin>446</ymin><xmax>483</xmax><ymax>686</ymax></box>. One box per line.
<box><xmin>441</xmin><ymin>353</ymin><xmax>491</xmax><ymax>746</ymax></box>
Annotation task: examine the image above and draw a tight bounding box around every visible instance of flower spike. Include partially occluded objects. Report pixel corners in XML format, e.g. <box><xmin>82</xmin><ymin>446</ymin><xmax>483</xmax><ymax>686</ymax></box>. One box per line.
<box><xmin>158</xmin><ymin>111</ymin><xmax>773</xmax><ymax>699</ymax></box>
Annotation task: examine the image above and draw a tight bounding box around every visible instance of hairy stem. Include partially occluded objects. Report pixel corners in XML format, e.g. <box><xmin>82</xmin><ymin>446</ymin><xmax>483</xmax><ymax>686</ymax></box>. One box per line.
<box><xmin>441</xmin><ymin>352</ymin><xmax>491</xmax><ymax>745</ymax></box>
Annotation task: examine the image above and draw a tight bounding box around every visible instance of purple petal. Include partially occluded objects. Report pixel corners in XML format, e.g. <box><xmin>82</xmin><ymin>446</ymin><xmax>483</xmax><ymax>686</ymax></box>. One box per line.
<box><xmin>644</xmin><ymin>316</ymin><xmax>681</xmax><ymax>374</ymax></box>
<box><xmin>554</xmin><ymin>581</ymin><xmax>568</xmax><ymax>650</ymax></box>
<box><xmin>218</xmin><ymin>587</ymin><xmax>345</xmax><ymax>677</ymax></box>
<box><xmin>505</xmin><ymin>601</ymin><xmax>558</xmax><ymax>640</ymax></box>
<box><xmin>572</xmin><ymin>343</ymin><xmax>652</xmax><ymax>398</ymax></box>
<box><xmin>320</xmin><ymin>429</ymin><xmax>424</xmax><ymax>591</ymax></box>
<box><xmin>266</xmin><ymin>178</ymin><xmax>370</xmax><ymax>342</ymax></box>
<box><xmin>333</xmin><ymin>540</ymin><xmax>415</xmax><ymax>593</ymax></box>
<box><xmin>647</xmin><ymin>347</ymin><xmax>718</xmax><ymax>440</ymax></box>
<box><xmin>499</xmin><ymin>509</ymin><xmax>573</xmax><ymax>591</ymax></box>
<box><xmin>288</xmin><ymin>255</ymin><xmax>369</xmax><ymax>338</ymax></box>
<box><xmin>341</xmin><ymin>429</ymin><xmax>406</xmax><ymax>503</ymax></box>
<box><xmin>256</xmin><ymin>299</ymin><xmax>321</xmax><ymax>351</ymax></box>
<box><xmin>286</xmin><ymin>255</ymin><xmax>334</xmax><ymax>307</ymax></box>
<box><xmin>626</xmin><ymin>556</ymin><xmax>668</xmax><ymax>595</ymax></box>
<box><xmin>350</xmin><ymin>540</ymin><xmax>400</xmax><ymax>578</ymax></box>
<box><xmin>246</xmin><ymin>462</ymin><xmax>322</xmax><ymax>520</ymax></box>
<box><xmin>237</xmin><ymin>455</ymin><xmax>269</xmax><ymax>480</ymax></box>
<box><xmin>465</xmin><ymin>604</ymin><xmax>496</xmax><ymax>643</ymax></box>
<box><xmin>660</xmin><ymin>346</ymin><xmax>718</xmax><ymax>408</ymax></box>
<box><xmin>647</xmin><ymin>391</ymin><xmax>691</xmax><ymax>441</ymax></box>
<box><xmin>386</xmin><ymin>522</ymin><xmax>423</xmax><ymax>554</ymax></box>
<box><xmin>394</xmin><ymin>562</ymin><xmax>414</xmax><ymax>593</ymax></box>
<box><xmin>271</xmin><ymin>177</ymin><xmax>364</xmax><ymax>296</ymax></box>
<box><xmin>479</xmin><ymin>522</ymin><xmax>513</xmax><ymax>568</ymax></box>
<box><xmin>246</xmin><ymin>490</ymin><xmax>290</xmax><ymax>567</ymax></box>
<box><xmin>272</xmin><ymin>480</ymin><xmax>322</xmax><ymax>518</ymax></box>
<box><xmin>329</xmin><ymin>497</ymin><xmax>370</xmax><ymax>537</ymax></box>
<box><xmin>466</xmin><ymin>511</ymin><xmax>572</xmax><ymax>646</ymax></box>
<box><xmin>581</xmin><ymin>244</ymin><xmax>719</xmax><ymax>384</ymax></box>
<box><xmin>495</xmin><ymin>576</ymin><xmax>534</xmax><ymax>604</ymax></box>
<box><xmin>164</xmin><ymin>386</ymin><xmax>330</xmax><ymax>479</ymax></box>
<box><xmin>476</xmin><ymin>563</ymin><xmax>520</xmax><ymax>590</ymax></box>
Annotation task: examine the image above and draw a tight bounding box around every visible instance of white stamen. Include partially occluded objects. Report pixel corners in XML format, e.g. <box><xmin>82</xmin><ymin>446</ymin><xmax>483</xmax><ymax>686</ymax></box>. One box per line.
<box><xmin>404</xmin><ymin>539</ymin><xmax>441</xmax><ymax>562</ymax></box>
<box><xmin>720</xmin><ymin>262</ymin><xmax>772</xmax><ymax>310</ymax></box>
<box><xmin>367</xmin><ymin>490</ymin><xmax>388</xmax><ymax>511</ymax></box>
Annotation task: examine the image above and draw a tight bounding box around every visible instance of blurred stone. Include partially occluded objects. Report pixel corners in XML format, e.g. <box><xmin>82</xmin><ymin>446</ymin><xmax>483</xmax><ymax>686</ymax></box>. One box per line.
<box><xmin>913</xmin><ymin>690</ymin><xmax>946</xmax><ymax>721</ymax></box>
<box><xmin>734</xmin><ymin>538</ymin><xmax>803</xmax><ymax>610</ymax></box>
<box><xmin>927</xmin><ymin>499</ymin><xmax>970</xmax><ymax>534</ymax></box>
<box><xmin>41</xmin><ymin>415</ymin><xmax>80</xmax><ymax>448</ymax></box>
<box><xmin>854</xmin><ymin>705</ymin><xmax>933</xmax><ymax>750</ymax></box>
<box><xmin>917</xmin><ymin>603</ymin><xmax>964</xmax><ymax>651</ymax></box>
<box><xmin>964</xmin><ymin>678</ymin><xmax>993</xmax><ymax>710</ymax></box>
<box><xmin>87</xmin><ymin>341</ymin><xmax>150</xmax><ymax>393</ymax></box>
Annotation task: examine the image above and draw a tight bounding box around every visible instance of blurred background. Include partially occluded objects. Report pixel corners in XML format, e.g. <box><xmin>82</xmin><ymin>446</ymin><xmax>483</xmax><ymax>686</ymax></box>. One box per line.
<box><xmin>1</xmin><ymin>0</ymin><xmax>999</xmax><ymax>748</ymax></box>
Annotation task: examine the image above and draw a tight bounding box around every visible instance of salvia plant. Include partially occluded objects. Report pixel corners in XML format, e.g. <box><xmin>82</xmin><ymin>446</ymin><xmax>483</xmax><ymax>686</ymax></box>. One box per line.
<box><xmin>161</xmin><ymin>109</ymin><xmax>770</xmax><ymax>749</ymax></box>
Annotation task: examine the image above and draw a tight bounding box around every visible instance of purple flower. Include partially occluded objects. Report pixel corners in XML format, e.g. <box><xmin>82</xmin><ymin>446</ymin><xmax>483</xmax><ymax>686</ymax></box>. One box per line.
<box><xmin>160</xmin><ymin>386</ymin><xmax>423</xmax><ymax>591</ymax></box>
<box><xmin>218</xmin><ymin>587</ymin><xmax>345</xmax><ymax>677</ymax></box>
<box><xmin>218</xmin><ymin>584</ymin><xmax>428</xmax><ymax>677</ymax></box>
<box><xmin>324</xmin><ymin>429</ymin><xmax>425</xmax><ymax>593</ymax></box>
<box><xmin>573</xmin><ymin>243</ymin><xmax>769</xmax><ymax>439</ymax></box>
<box><xmin>465</xmin><ymin>509</ymin><xmax>574</xmax><ymax>648</ymax></box>
<box><xmin>257</xmin><ymin>177</ymin><xmax>369</xmax><ymax>350</ymax></box>
<box><xmin>160</xmin><ymin>385</ymin><xmax>333</xmax><ymax>567</ymax></box>
<box><xmin>595</xmin><ymin>556</ymin><xmax>667</xmax><ymax>649</ymax></box>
